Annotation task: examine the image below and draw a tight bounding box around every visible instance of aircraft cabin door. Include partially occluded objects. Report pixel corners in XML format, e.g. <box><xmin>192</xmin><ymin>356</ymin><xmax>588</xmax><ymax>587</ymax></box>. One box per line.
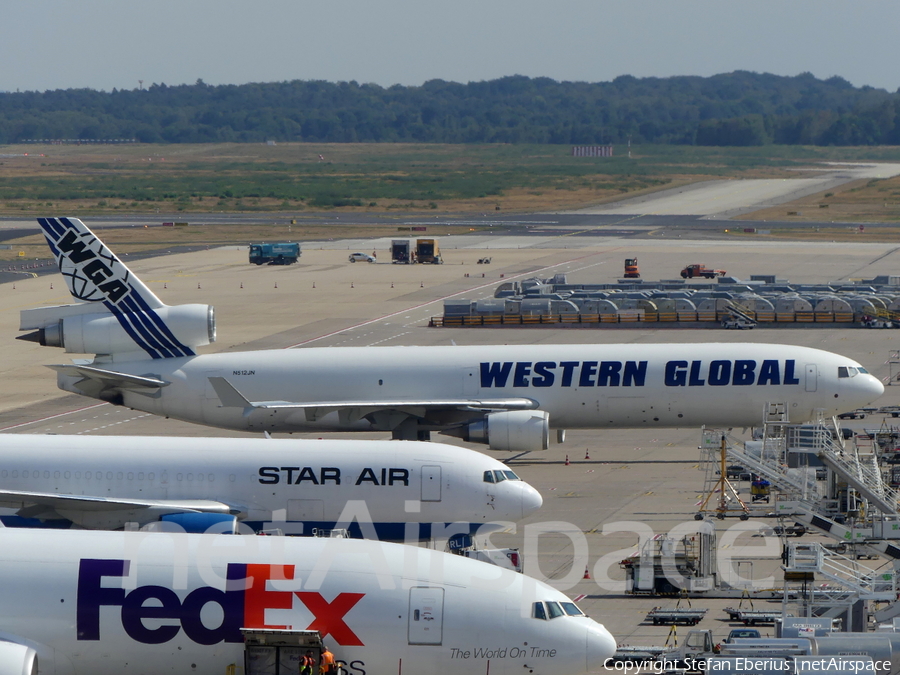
<box><xmin>408</xmin><ymin>587</ymin><xmax>444</xmax><ymax>645</ymax></box>
<box><xmin>462</xmin><ymin>367</ymin><xmax>478</xmax><ymax>396</ymax></box>
<box><xmin>805</xmin><ymin>364</ymin><xmax>818</xmax><ymax>392</ymax></box>
<box><xmin>421</xmin><ymin>465</ymin><xmax>442</xmax><ymax>502</ymax></box>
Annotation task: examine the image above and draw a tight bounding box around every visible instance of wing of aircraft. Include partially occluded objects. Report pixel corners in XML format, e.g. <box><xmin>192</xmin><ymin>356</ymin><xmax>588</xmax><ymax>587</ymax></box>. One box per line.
<box><xmin>208</xmin><ymin>376</ymin><xmax>538</xmax><ymax>416</ymax></box>
<box><xmin>208</xmin><ymin>376</ymin><xmax>550</xmax><ymax>448</ymax></box>
<box><xmin>0</xmin><ymin>487</ymin><xmax>243</xmax><ymax>530</ymax></box>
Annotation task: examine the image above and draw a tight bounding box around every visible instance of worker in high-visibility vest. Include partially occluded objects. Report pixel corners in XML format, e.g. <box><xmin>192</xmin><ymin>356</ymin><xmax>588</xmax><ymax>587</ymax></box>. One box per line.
<box><xmin>300</xmin><ymin>650</ymin><xmax>315</xmax><ymax>675</ymax></box>
<box><xmin>320</xmin><ymin>646</ymin><xmax>336</xmax><ymax>674</ymax></box>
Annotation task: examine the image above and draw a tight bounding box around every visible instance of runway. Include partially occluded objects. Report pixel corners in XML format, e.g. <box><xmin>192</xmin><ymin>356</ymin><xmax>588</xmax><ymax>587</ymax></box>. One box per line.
<box><xmin>566</xmin><ymin>161</ymin><xmax>900</xmax><ymax>218</ymax></box>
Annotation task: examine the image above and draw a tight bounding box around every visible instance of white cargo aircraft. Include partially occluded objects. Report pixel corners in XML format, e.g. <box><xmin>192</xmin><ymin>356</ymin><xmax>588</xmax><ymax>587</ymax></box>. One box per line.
<box><xmin>0</xmin><ymin>435</ymin><xmax>541</xmax><ymax>537</ymax></box>
<box><xmin>21</xmin><ymin>218</ymin><xmax>884</xmax><ymax>451</ymax></box>
<box><xmin>0</xmin><ymin>527</ymin><xmax>616</xmax><ymax>675</ymax></box>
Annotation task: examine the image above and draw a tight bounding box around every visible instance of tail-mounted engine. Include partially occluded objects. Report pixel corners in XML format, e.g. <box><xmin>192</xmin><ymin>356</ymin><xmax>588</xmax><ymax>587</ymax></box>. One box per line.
<box><xmin>18</xmin><ymin>302</ymin><xmax>215</xmax><ymax>358</ymax></box>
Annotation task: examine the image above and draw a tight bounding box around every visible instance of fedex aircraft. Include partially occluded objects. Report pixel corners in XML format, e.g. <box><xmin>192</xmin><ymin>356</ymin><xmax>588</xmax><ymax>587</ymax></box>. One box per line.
<box><xmin>0</xmin><ymin>435</ymin><xmax>541</xmax><ymax>538</ymax></box>
<box><xmin>0</xmin><ymin>528</ymin><xmax>616</xmax><ymax>675</ymax></box>
<box><xmin>20</xmin><ymin>218</ymin><xmax>884</xmax><ymax>451</ymax></box>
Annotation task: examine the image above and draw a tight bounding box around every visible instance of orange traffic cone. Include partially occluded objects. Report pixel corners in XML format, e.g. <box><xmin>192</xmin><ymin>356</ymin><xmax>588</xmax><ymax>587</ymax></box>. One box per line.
<box><xmin>583</xmin><ymin>567</ymin><xmax>591</xmax><ymax>580</ymax></box>
<box><xmin>240</xmin><ymin>281</ymin><xmax>243</xmax><ymax>289</ymax></box>
<box><xmin>565</xmin><ymin>454</ymin><xmax>570</xmax><ymax>466</ymax></box>
<box><xmin>585</xmin><ymin>449</ymin><xmax>591</xmax><ymax>460</ymax></box>
<box><xmin>274</xmin><ymin>281</ymin><xmax>278</xmax><ymax>289</ymax></box>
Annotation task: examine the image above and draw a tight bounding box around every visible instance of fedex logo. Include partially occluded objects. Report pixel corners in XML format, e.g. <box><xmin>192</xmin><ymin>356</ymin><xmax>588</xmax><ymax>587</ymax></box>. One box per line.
<box><xmin>76</xmin><ymin>559</ymin><xmax>365</xmax><ymax>646</ymax></box>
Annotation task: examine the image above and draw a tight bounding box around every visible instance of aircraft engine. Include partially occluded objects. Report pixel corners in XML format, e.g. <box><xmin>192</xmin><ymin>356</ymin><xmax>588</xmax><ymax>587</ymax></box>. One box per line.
<box><xmin>158</xmin><ymin>512</ymin><xmax>238</xmax><ymax>534</ymax></box>
<box><xmin>20</xmin><ymin>304</ymin><xmax>215</xmax><ymax>355</ymax></box>
<box><xmin>0</xmin><ymin>640</ymin><xmax>38</xmax><ymax>675</ymax></box>
<box><xmin>463</xmin><ymin>410</ymin><xmax>550</xmax><ymax>452</ymax></box>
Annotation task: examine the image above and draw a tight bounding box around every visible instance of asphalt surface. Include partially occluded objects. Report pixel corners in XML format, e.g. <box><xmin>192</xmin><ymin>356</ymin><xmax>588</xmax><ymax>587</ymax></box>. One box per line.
<box><xmin>3</xmin><ymin>168</ymin><xmax>900</xmax><ymax>671</ymax></box>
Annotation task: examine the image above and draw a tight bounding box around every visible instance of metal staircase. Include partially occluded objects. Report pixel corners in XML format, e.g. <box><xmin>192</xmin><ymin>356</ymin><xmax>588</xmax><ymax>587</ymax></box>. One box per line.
<box><xmin>785</xmin><ymin>543</ymin><xmax>895</xmax><ymax>600</ymax></box>
<box><xmin>703</xmin><ymin>408</ymin><xmax>898</xmax><ymax>517</ymax></box>
<box><xmin>724</xmin><ymin>300</ymin><xmax>758</xmax><ymax>324</ymax></box>
<box><xmin>701</xmin><ymin>427</ymin><xmax>818</xmax><ymax>503</ymax></box>
<box><xmin>815</xmin><ymin>431</ymin><xmax>898</xmax><ymax>515</ymax></box>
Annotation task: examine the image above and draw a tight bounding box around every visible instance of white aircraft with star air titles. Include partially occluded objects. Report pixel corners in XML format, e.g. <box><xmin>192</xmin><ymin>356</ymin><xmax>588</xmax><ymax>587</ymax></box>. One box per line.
<box><xmin>19</xmin><ymin>218</ymin><xmax>884</xmax><ymax>451</ymax></box>
<box><xmin>0</xmin><ymin>434</ymin><xmax>541</xmax><ymax>539</ymax></box>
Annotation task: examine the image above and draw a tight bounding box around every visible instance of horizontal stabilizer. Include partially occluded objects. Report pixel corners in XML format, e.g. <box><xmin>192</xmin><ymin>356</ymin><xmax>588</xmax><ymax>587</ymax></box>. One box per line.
<box><xmin>49</xmin><ymin>364</ymin><xmax>168</xmax><ymax>390</ymax></box>
<box><xmin>207</xmin><ymin>376</ymin><xmax>537</xmax><ymax>411</ymax></box>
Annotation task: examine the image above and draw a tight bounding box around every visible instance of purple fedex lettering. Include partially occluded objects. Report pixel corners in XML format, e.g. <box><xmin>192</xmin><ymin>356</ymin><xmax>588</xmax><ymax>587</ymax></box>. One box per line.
<box><xmin>76</xmin><ymin>559</ymin><xmax>367</xmax><ymax>646</ymax></box>
<box><xmin>77</xmin><ymin>558</ymin><xmax>246</xmax><ymax>645</ymax></box>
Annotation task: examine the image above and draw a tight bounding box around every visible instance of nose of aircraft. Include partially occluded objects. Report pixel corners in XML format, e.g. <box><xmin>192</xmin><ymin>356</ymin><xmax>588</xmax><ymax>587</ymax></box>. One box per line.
<box><xmin>848</xmin><ymin>373</ymin><xmax>885</xmax><ymax>408</ymax></box>
<box><xmin>586</xmin><ymin>621</ymin><xmax>617</xmax><ymax>671</ymax></box>
<box><xmin>521</xmin><ymin>483</ymin><xmax>543</xmax><ymax>518</ymax></box>
<box><xmin>864</xmin><ymin>374</ymin><xmax>885</xmax><ymax>402</ymax></box>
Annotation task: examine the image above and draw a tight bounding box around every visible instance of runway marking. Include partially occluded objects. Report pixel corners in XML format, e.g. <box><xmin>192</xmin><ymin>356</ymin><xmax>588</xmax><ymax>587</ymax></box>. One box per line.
<box><xmin>0</xmin><ymin>402</ymin><xmax>107</xmax><ymax>431</ymax></box>
<box><xmin>368</xmin><ymin>332</ymin><xmax>412</xmax><ymax>346</ymax></box>
<box><xmin>286</xmin><ymin>249</ymin><xmax>614</xmax><ymax>348</ymax></box>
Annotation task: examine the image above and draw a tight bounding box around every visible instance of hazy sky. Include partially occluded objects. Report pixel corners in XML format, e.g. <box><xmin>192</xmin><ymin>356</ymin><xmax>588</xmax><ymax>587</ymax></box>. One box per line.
<box><xmin>4</xmin><ymin>1</ymin><xmax>899</xmax><ymax>93</ymax></box>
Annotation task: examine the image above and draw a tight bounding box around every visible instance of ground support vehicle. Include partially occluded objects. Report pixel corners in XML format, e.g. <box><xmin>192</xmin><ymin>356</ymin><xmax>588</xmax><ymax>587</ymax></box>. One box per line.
<box><xmin>391</xmin><ymin>239</ymin><xmax>413</xmax><ymax>264</ymax></box>
<box><xmin>249</xmin><ymin>242</ymin><xmax>300</xmax><ymax>265</ymax></box>
<box><xmin>645</xmin><ymin>607</ymin><xmax>707</xmax><ymax>625</ymax></box>
<box><xmin>624</xmin><ymin>258</ymin><xmax>641</xmax><ymax>278</ymax></box>
<box><xmin>415</xmin><ymin>238</ymin><xmax>442</xmax><ymax>264</ymax></box>
<box><xmin>681</xmin><ymin>264</ymin><xmax>726</xmax><ymax>279</ymax></box>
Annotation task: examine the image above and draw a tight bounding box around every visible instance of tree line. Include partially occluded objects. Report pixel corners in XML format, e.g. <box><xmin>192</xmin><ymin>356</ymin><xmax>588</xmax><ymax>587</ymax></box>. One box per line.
<box><xmin>1</xmin><ymin>71</ymin><xmax>898</xmax><ymax>146</ymax></box>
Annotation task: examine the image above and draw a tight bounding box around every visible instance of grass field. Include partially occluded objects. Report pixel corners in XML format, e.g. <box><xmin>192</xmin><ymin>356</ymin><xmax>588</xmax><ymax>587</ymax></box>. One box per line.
<box><xmin>4</xmin><ymin>143</ymin><xmax>900</xmax><ymax>260</ymax></box>
<box><xmin>5</xmin><ymin>142</ymin><xmax>900</xmax><ymax>218</ymax></box>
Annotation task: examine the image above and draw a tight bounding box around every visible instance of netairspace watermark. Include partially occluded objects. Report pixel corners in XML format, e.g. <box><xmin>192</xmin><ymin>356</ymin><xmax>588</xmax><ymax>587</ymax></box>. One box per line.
<box><xmin>113</xmin><ymin>503</ymin><xmax>781</xmax><ymax>600</ymax></box>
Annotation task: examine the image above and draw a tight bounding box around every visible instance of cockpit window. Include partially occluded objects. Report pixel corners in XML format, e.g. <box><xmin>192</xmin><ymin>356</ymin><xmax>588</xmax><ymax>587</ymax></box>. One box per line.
<box><xmin>492</xmin><ymin>470</ymin><xmax>507</xmax><ymax>483</ymax></box>
<box><xmin>858</xmin><ymin>367</ymin><xmax>869</xmax><ymax>374</ymax></box>
<box><xmin>546</xmin><ymin>601</ymin><xmax>565</xmax><ymax>619</ymax></box>
<box><xmin>534</xmin><ymin>601</ymin><xmax>577</xmax><ymax>619</ymax></box>
<box><xmin>838</xmin><ymin>366</ymin><xmax>849</xmax><ymax>378</ymax></box>
<box><xmin>503</xmin><ymin>470</ymin><xmax>520</xmax><ymax>481</ymax></box>
<box><xmin>483</xmin><ymin>471</ymin><xmax>495</xmax><ymax>484</ymax></box>
<box><xmin>839</xmin><ymin>366</ymin><xmax>863</xmax><ymax>378</ymax></box>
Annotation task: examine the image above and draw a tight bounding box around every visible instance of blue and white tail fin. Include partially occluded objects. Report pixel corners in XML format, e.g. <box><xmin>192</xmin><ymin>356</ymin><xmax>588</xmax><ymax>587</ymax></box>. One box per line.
<box><xmin>21</xmin><ymin>218</ymin><xmax>215</xmax><ymax>360</ymax></box>
<box><xmin>38</xmin><ymin>217</ymin><xmax>164</xmax><ymax>309</ymax></box>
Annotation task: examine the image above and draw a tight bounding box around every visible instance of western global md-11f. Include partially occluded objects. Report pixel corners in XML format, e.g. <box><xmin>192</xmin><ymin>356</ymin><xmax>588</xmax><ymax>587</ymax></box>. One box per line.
<box><xmin>20</xmin><ymin>218</ymin><xmax>885</xmax><ymax>451</ymax></box>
